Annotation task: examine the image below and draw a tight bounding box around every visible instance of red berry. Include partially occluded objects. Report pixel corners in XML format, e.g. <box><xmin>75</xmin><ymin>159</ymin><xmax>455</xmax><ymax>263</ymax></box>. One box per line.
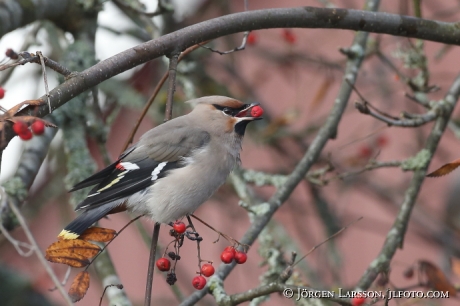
<box><xmin>19</xmin><ymin>130</ymin><xmax>33</xmax><ymax>141</ymax></box>
<box><xmin>220</xmin><ymin>251</ymin><xmax>235</xmax><ymax>264</ymax></box>
<box><xmin>247</xmin><ymin>32</ymin><xmax>257</xmax><ymax>45</ymax></box>
<box><xmin>376</xmin><ymin>135</ymin><xmax>389</xmax><ymax>148</ymax></box>
<box><xmin>13</xmin><ymin>121</ymin><xmax>28</xmax><ymax>135</ymax></box>
<box><xmin>282</xmin><ymin>29</ymin><xmax>297</xmax><ymax>44</ymax></box>
<box><xmin>31</xmin><ymin>120</ymin><xmax>45</xmax><ymax>135</ymax></box>
<box><xmin>234</xmin><ymin>251</ymin><xmax>247</xmax><ymax>264</ymax></box>
<box><xmin>200</xmin><ymin>264</ymin><xmax>215</xmax><ymax>277</ymax></box>
<box><xmin>223</xmin><ymin>246</ymin><xmax>236</xmax><ymax>256</ymax></box>
<box><xmin>351</xmin><ymin>295</ymin><xmax>366</xmax><ymax>306</ymax></box>
<box><xmin>156</xmin><ymin>257</ymin><xmax>171</xmax><ymax>271</ymax></box>
<box><xmin>358</xmin><ymin>145</ymin><xmax>373</xmax><ymax>159</ymax></box>
<box><xmin>403</xmin><ymin>267</ymin><xmax>414</xmax><ymax>279</ymax></box>
<box><xmin>192</xmin><ymin>275</ymin><xmax>206</xmax><ymax>290</ymax></box>
<box><xmin>173</xmin><ymin>221</ymin><xmax>186</xmax><ymax>234</ymax></box>
<box><xmin>0</xmin><ymin>87</ymin><xmax>6</xmax><ymax>99</ymax></box>
<box><xmin>5</xmin><ymin>49</ymin><xmax>18</xmax><ymax>60</ymax></box>
<box><xmin>250</xmin><ymin>105</ymin><xmax>264</xmax><ymax>118</ymax></box>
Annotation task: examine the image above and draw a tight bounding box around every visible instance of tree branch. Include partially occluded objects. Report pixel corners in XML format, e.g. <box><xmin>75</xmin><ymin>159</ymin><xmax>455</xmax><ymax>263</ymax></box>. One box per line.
<box><xmin>356</xmin><ymin>72</ymin><xmax>460</xmax><ymax>290</ymax></box>
<box><xmin>6</xmin><ymin>5</ymin><xmax>460</xmax><ymax>151</ymax></box>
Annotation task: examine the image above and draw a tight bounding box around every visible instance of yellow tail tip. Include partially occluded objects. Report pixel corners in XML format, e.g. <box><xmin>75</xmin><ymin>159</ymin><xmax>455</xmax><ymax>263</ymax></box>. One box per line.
<box><xmin>58</xmin><ymin>229</ymin><xmax>79</xmax><ymax>240</ymax></box>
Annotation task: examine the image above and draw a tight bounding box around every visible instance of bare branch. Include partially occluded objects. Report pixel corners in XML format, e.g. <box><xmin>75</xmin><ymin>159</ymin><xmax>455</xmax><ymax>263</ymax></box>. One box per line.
<box><xmin>356</xmin><ymin>72</ymin><xmax>460</xmax><ymax>290</ymax></box>
<box><xmin>5</xmin><ymin>5</ymin><xmax>460</xmax><ymax>151</ymax></box>
<box><xmin>355</xmin><ymin>101</ymin><xmax>438</xmax><ymax>127</ymax></box>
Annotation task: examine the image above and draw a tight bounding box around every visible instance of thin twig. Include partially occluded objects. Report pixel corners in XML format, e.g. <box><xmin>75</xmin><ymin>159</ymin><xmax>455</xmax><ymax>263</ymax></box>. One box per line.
<box><xmin>49</xmin><ymin>266</ymin><xmax>72</xmax><ymax>291</ymax></box>
<box><xmin>85</xmin><ymin>215</ymin><xmax>143</xmax><ymax>269</ymax></box>
<box><xmin>99</xmin><ymin>284</ymin><xmax>123</xmax><ymax>306</ymax></box>
<box><xmin>0</xmin><ymin>215</ymin><xmax>34</xmax><ymax>256</ymax></box>
<box><xmin>201</xmin><ymin>31</ymin><xmax>251</xmax><ymax>55</ymax></box>
<box><xmin>121</xmin><ymin>42</ymin><xmax>206</xmax><ymax>152</ymax></box>
<box><xmin>186</xmin><ymin>215</ymin><xmax>203</xmax><ymax>273</ymax></box>
<box><xmin>144</xmin><ymin>222</ymin><xmax>161</xmax><ymax>306</ymax></box>
<box><xmin>0</xmin><ymin>51</ymin><xmax>72</xmax><ymax>76</ymax></box>
<box><xmin>329</xmin><ymin>160</ymin><xmax>403</xmax><ymax>182</ymax></box>
<box><xmin>294</xmin><ymin>217</ymin><xmax>363</xmax><ymax>266</ymax></box>
<box><xmin>201</xmin><ymin>0</ymin><xmax>251</xmax><ymax>55</ymax></box>
<box><xmin>5</xmin><ymin>194</ymin><xmax>74</xmax><ymax>305</ymax></box>
<box><xmin>190</xmin><ymin>214</ymin><xmax>248</xmax><ymax>250</ymax></box>
<box><xmin>355</xmin><ymin>101</ymin><xmax>437</xmax><ymax>127</ymax></box>
<box><xmin>37</xmin><ymin>51</ymin><xmax>52</xmax><ymax>114</ymax></box>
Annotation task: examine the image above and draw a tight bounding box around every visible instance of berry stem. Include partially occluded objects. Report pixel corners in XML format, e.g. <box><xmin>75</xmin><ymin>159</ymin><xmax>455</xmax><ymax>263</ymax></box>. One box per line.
<box><xmin>186</xmin><ymin>215</ymin><xmax>204</xmax><ymax>274</ymax></box>
<box><xmin>190</xmin><ymin>214</ymin><xmax>249</xmax><ymax>252</ymax></box>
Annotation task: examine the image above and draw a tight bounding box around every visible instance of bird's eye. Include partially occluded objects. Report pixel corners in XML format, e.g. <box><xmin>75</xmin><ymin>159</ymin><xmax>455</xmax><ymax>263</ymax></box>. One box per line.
<box><xmin>222</xmin><ymin>107</ymin><xmax>233</xmax><ymax>116</ymax></box>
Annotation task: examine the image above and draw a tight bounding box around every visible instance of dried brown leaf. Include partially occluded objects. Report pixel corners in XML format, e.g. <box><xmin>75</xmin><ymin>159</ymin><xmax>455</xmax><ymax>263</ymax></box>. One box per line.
<box><xmin>45</xmin><ymin>254</ymin><xmax>90</xmax><ymax>268</ymax></box>
<box><xmin>45</xmin><ymin>240</ymin><xmax>100</xmax><ymax>267</ymax></box>
<box><xmin>3</xmin><ymin>99</ymin><xmax>43</xmax><ymax>118</ymax></box>
<box><xmin>6</xmin><ymin>116</ymin><xmax>57</xmax><ymax>128</ymax></box>
<box><xmin>79</xmin><ymin>227</ymin><xmax>116</xmax><ymax>242</ymax></box>
<box><xmin>427</xmin><ymin>158</ymin><xmax>460</xmax><ymax>177</ymax></box>
<box><xmin>419</xmin><ymin>260</ymin><xmax>457</xmax><ymax>296</ymax></box>
<box><xmin>68</xmin><ymin>271</ymin><xmax>90</xmax><ymax>303</ymax></box>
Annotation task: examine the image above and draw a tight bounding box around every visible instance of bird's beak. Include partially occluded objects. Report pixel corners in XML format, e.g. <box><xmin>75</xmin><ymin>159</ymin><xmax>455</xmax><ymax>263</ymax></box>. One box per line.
<box><xmin>235</xmin><ymin>103</ymin><xmax>263</xmax><ymax>120</ymax></box>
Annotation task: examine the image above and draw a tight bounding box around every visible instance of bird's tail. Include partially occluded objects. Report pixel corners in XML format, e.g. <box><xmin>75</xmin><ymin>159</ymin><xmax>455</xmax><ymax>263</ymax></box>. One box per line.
<box><xmin>58</xmin><ymin>205</ymin><xmax>115</xmax><ymax>240</ymax></box>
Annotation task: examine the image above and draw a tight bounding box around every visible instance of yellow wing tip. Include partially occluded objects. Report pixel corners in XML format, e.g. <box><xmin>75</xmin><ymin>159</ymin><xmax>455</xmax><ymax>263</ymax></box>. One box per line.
<box><xmin>58</xmin><ymin>229</ymin><xmax>80</xmax><ymax>240</ymax></box>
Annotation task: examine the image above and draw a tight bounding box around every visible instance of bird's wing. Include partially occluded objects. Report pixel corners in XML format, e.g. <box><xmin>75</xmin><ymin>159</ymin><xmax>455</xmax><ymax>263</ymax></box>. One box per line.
<box><xmin>72</xmin><ymin>123</ymin><xmax>210</xmax><ymax>212</ymax></box>
<box><xmin>127</xmin><ymin>119</ymin><xmax>211</xmax><ymax>162</ymax></box>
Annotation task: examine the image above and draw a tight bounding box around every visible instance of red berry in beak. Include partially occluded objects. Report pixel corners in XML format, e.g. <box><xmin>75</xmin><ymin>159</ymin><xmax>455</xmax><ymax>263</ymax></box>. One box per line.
<box><xmin>250</xmin><ymin>105</ymin><xmax>264</xmax><ymax>118</ymax></box>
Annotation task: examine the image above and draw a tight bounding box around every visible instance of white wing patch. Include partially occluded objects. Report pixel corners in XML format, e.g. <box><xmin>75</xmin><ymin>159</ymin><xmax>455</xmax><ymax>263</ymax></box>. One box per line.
<box><xmin>120</xmin><ymin>162</ymin><xmax>140</xmax><ymax>170</ymax></box>
<box><xmin>151</xmin><ymin>162</ymin><xmax>168</xmax><ymax>181</ymax></box>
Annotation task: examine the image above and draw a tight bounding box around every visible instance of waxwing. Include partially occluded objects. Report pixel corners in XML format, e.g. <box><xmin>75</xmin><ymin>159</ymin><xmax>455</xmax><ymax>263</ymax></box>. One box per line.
<box><xmin>59</xmin><ymin>96</ymin><xmax>263</xmax><ymax>239</ymax></box>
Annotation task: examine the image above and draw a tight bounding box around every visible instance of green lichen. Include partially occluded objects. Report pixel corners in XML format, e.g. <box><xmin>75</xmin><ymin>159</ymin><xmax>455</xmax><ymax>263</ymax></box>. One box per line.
<box><xmin>242</xmin><ymin>170</ymin><xmax>288</xmax><ymax>188</ymax></box>
<box><xmin>401</xmin><ymin>149</ymin><xmax>431</xmax><ymax>171</ymax></box>
<box><xmin>208</xmin><ymin>276</ymin><xmax>231</xmax><ymax>305</ymax></box>
<box><xmin>3</xmin><ymin>177</ymin><xmax>28</xmax><ymax>202</ymax></box>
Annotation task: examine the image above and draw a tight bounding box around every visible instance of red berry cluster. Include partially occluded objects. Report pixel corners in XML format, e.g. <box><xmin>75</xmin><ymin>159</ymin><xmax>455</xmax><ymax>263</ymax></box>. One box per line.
<box><xmin>158</xmin><ymin>221</ymin><xmax>249</xmax><ymax>291</ymax></box>
<box><xmin>13</xmin><ymin>120</ymin><xmax>45</xmax><ymax>140</ymax></box>
<box><xmin>220</xmin><ymin>246</ymin><xmax>247</xmax><ymax>264</ymax></box>
<box><xmin>191</xmin><ymin>263</ymin><xmax>215</xmax><ymax>290</ymax></box>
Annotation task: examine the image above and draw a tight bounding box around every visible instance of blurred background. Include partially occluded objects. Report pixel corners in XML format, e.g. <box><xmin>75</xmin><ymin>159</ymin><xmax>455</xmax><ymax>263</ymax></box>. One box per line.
<box><xmin>1</xmin><ymin>0</ymin><xmax>460</xmax><ymax>305</ymax></box>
